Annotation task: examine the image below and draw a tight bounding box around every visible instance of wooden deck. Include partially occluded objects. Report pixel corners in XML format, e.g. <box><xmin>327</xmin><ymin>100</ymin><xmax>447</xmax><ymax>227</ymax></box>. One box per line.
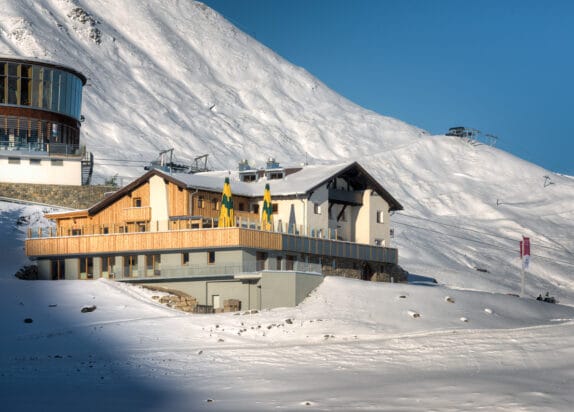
<box><xmin>26</xmin><ymin>227</ymin><xmax>282</xmax><ymax>257</ymax></box>
<box><xmin>25</xmin><ymin>227</ymin><xmax>398</xmax><ymax>264</ymax></box>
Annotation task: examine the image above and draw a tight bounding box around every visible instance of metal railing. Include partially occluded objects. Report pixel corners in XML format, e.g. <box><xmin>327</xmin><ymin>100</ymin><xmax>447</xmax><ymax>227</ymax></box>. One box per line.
<box><xmin>109</xmin><ymin>261</ymin><xmax>323</xmax><ymax>281</ymax></box>
<box><xmin>0</xmin><ymin>142</ymin><xmax>83</xmax><ymax>157</ymax></box>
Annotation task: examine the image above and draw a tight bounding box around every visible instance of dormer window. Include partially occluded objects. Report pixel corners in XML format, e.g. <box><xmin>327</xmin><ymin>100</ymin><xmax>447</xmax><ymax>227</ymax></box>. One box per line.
<box><xmin>267</xmin><ymin>171</ymin><xmax>284</xmax><ymax>180</ymax></box>
<box><xmin>240</xmin><ymin>173</ymin><xmax>257</xmax><ymax>182</ymax></box>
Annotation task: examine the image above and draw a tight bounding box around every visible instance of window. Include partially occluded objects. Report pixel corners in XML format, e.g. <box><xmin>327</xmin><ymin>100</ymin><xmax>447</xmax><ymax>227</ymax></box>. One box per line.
<box><xmin>133</xmin><ymin>197</ymin><xmax>142</xmax><ymax>207</ymax></box>
<box><xmin>123</xmin><ymin>255</ymin><xmax>137</xmax><ymax>277</ymax></box>
<box><xmin>51</xmin><ymin>159</ymin><xmax>63</xmax><ymax>166</ymax></box>
<box><xmin>238</xmin><ymin>202</ymin><xmax>245</xmax><ymax>212</ymax></box>
<box><xmin>71</xmin><ymin>228</ymin><xmax>82</xmax><ymax>236</ymax></box>
<box><xmin>137</xmin><ymin>222</ymin><xmax>146</xmax><ymax>232</ymax></box>
<box><xmin>30</xmin><ymin>158</ymin><xmax>41</xmax><ymax>165</ymax></box>
<box><xmin>102</xmin><ymin>256</ymin><xmax>116</xmax><ymax>278</ymax></box>
<box><xmin>286</xmin><ymin>255</ymin><xmax>295</xmax><ymax>271</ymax></box>
<box><xmin>376</xmin><ymin>210</ymin><xmax>384</xmax><ymax>224</ymax></box>
<box><xmin>102</xmin><ymin>227</ymin><xmax>109</xmax><ymax>234</ymax></box>
<box><xmin>375</xmin><ymin>239</ymin><xmax>384</xmax><ymax>246</ymax></box>
<box><xmin>182</xmin><ymin>252</ymin><xmax>190</xmax><ymax>265</ymax></box>
<box><xmin>79</xmin><ymin>257</ymin><xmax>94</xmax><ymax>279</ymax></box>
<box><xmin>252</xmin><ymin>204</ymin><xmax>259</xmax><ymax>214</ymax></box>
<box><xmin>314</xmin><ymin>203</ymin><xmax>321</xmax><ymax>214</ymax></box>
<box><xmin>256</xmin><ymin>252</ymin><xmax>268</xmax><ymax>271</ymax></box>
<box><xmin>146</xmin><ymin>254</ymin><xmax>160</xmax><ymax>276</ymax></box>
<box><xmin>207</xmin><ymin>251</ymin><xmax>215</xmax><ymax>264</ymax></box>
<box><xmin>8</xmin><ymin>157</ymin><xmax>20</xmax><ymax>164</ymax></box>
<box><xmin>272</xmin><ymin>203</ymin><xmax>278</xmax><ymax>213</ymax></box>
<box><xmin>197</xmin><ymin>196</ymin><xmax>205</xmax><ymax>208</ymax></box>
<box><xmin>212</xmin><ymin>198</ymin><xmax>219</xmax><ymax>210</ymax></box>
<box><xmin>51</xmin><ymin>259</ymin><xmax>65</xmax><ymax>280</ymax></box>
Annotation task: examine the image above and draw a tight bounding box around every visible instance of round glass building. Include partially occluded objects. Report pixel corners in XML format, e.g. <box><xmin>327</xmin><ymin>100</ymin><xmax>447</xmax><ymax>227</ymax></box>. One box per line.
<box><xmin>0</xmin><ymin>56</ymin><xmax>86</xmax><ymax>154</ymax></box>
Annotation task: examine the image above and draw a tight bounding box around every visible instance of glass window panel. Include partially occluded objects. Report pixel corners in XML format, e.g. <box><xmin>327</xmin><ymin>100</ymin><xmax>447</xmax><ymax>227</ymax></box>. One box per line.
<box><xmin>7</xmin><ymin>77</ymin><xmax>17</xmax><ymax>104</ymax></box>
<box><xmin>70</xmin><ymin>76</ymin><xmax>77</xmax><ymax>118</ymax></box>
<box><xmin>0</xmin><ymin>75</ymin><xmax>5</xmax><ymax>104</ymax></box>
<box><xmin>51</xmin><ymin>71</ymin><xmax>60</xmax><ymax>112</ymax></box>
<box><xmin>60</xmin><ymin>72</ymin><xmax>70</xmax><ymax>113</ymax></box>
<box><xmin>32</xmin><ymin>67</ymin><xmax>40</xmax><ymax>107</ymax></box>
<box><xmin>66</xmin><ymin>73</ymin><xmax>73</xmax><ymax>116</ymax></box>
<box><xmin>21</xmin><ymin>78</ymin><xmax>31</xmax><ymax>105</ymax></box>
<box><xmin>43</xmin><ymin>69</ymin><xmax>51</xmax><ymax>110</ymax></box>
<box><xmin>21</xmin><ymin>65</ymin><xmax>32</xmax><ymax>78</ymax></box>
<box><xmin>8</xmin><ymin>63</ymin><xmax>17</xmax><ymax>76</ymax></box>
<box><xmin>74</xmin><ymin>77</ymin><xmax>82</xmax><ymax>119</ymax></box>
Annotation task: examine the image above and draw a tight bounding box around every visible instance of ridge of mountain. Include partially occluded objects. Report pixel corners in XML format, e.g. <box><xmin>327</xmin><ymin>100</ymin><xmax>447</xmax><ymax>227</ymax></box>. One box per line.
<box><xmin>0</xmin><ymin>0</ymin><xmax>425</xmax><ymax>179</ymax></box>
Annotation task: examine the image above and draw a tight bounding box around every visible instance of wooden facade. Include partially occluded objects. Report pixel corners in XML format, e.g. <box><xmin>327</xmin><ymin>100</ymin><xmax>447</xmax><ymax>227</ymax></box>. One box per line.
<box><xmin>45</xmin><ymin>178</ymin><xmax>259</xmax><ymax>237</ymax></box>
<box><xmin>26</xmin><ymin>227</ymin><xmax>283</xmax><ymax>257</ymax></box>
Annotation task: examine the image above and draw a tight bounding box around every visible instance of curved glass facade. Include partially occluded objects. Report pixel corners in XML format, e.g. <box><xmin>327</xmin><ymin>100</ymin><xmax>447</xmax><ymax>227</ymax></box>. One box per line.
<box><xmin>0</xmin><ymin>60</ymin><xmax>84</xmax><ymax>120</ymax></box>
<box><xmin>0</xmin><ymin>58</ymin><xmax>85</xmax><ymax>154</ymax></box>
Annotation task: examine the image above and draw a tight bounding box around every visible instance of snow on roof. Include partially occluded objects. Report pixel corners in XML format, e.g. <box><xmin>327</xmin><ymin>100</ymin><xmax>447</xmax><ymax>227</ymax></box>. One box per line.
<box><xmin>172</xmin><ymin>161</ymin><xmax>356</xmax><ymax>197</ymax></box>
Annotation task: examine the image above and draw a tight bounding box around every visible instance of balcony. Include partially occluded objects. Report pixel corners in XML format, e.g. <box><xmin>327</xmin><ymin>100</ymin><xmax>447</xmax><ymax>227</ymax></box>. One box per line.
<box><xmin>25</xmin><ymin>227</ymin><xmax>282</xmax><ymax>256</ymax></box>
<box><xmin>0</xmin><ymin>142</ymin><xmax>83</xmax><ymax>158</ymax></box>
<box><xmin>328</xmin><ymin>188</ymin><xmax>363</xmax><ymax>206</ymax></box>
<box><xmin>25</xmin><ymin>227</ymin><xmax>398</xmax><ymax>265</ymax></box>
<box><xmin>122</xmin><ymin>206</ymin><xmax>151</xmax><ymax>222</ymax></box>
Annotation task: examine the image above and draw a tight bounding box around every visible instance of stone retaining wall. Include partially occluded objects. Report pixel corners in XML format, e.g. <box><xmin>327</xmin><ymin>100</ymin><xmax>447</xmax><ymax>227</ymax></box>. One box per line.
<box><xmin>0</xmin><ymin>182</ymin><xmax>116</xmax><ymax>209</ymax></box>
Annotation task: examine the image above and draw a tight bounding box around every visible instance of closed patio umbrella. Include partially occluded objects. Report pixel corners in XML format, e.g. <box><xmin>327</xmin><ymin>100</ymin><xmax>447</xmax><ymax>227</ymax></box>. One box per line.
<box><xmin>218</xmin><ymin>177</ymin><xmax>234</xmax><ymax>227</ymax></box>
<box><xmin>261</xmin><ymin>183</ymin><xmax>273</xmax><ymax>231</ymax></box>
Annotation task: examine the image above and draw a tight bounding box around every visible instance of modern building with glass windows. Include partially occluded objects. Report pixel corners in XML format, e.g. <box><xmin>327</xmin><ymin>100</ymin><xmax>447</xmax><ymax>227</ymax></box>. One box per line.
<box><xmin>0</xmin><ymin>56</ymin><xmax>92</xmax><ymax>185</ymax></box>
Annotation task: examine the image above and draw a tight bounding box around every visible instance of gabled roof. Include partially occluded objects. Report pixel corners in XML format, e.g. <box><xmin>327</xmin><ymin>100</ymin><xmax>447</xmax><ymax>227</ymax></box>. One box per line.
<box><xmin>45</xmin><ymin>161</ymin><xmax>403</xmax><ymax>219</ymax></box>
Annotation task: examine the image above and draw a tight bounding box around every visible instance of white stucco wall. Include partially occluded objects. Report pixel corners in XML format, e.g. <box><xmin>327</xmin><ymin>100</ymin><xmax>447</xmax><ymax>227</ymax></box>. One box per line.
<box><xmin>0</xmin><ymin>157</ymin><xmax>82</xmax><ymax>185</ymax></box>
<box><xmin>149</xmin><ymin>175</ymin><xmax>169</xmax><ymax>231</ymax></box>
<box><xmin>355</xmin><ymin>190</ymin><xmax>390</xmax><ymax>246</ymax></box>
<box><xmin>267</xmin><ymin>186</ymin><xmax>329</xmax><ymax>236</ymax></box>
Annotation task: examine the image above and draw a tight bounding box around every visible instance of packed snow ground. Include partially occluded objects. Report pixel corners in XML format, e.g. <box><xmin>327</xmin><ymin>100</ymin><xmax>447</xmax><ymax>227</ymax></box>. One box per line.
<box><xmin>1</xmin><ymin>202</ymin><xmax>574</xmax><ymax>411</ymax></box>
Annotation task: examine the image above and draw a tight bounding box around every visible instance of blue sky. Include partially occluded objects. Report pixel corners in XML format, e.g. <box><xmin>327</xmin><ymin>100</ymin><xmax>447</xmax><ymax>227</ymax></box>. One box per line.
<box><xmin>203</xmin><ymin>0</ymin><xmax>574</xmax><ymax>176</ymax></box>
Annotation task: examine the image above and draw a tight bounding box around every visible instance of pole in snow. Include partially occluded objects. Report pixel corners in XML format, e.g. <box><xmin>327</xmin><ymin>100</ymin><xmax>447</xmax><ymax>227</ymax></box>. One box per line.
<box><xmin>520</xmin><ymin>237</ymin><xmax>531</xmax><ymax>296</ymax></box>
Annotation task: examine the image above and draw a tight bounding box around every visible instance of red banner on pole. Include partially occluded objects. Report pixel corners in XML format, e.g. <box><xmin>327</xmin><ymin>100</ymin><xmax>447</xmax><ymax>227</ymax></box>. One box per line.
<box><xmin>521</xmin><ymin>237</ymin><xmax>531</xmax><ymax>270</ymax></box>
<box><xmin>523</xmin><ymin>237</ymin><xmax>530</xmax><ymax>256</ymax></box>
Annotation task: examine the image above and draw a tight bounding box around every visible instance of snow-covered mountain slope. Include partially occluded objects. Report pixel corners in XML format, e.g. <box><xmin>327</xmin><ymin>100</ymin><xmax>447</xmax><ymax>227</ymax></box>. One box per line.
<box><xmin>0</xmin><ymin>0</ymin><xmax>424</xmax><ymax>178</ymax></box>
<box><xmin>369</xmin><ymin>136</ymin><xmax>574</xmax><ymax>303</ymax></box>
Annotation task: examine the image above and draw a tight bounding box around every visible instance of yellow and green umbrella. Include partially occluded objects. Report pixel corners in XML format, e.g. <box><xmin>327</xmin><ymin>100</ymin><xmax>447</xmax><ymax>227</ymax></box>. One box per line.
<box><xmin>261</xmin><ymin>183</ymin><xmax>273</xmax><ymax>231</ymax></box>
<box><xmin>218</xmin><ymin>177</ymin><xmax>234</xmax><ymax>227</ymax></box>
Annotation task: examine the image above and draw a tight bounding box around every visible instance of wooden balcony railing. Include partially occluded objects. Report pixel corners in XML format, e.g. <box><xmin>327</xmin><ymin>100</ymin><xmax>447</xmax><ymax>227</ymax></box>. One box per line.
<box><xmin>25</xmin><ymin>227</ymin><xmax>398</xmax><ymax>265</ymax></box>
<box><xmin>25</xmin><ymin>227</ymin><xmax>282</xmax><ymax>257</ymax></box>
<box><xmin>122</xmin><ymin>206</ymin><xmax>151</xmax><ymax>222</ymax></box>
